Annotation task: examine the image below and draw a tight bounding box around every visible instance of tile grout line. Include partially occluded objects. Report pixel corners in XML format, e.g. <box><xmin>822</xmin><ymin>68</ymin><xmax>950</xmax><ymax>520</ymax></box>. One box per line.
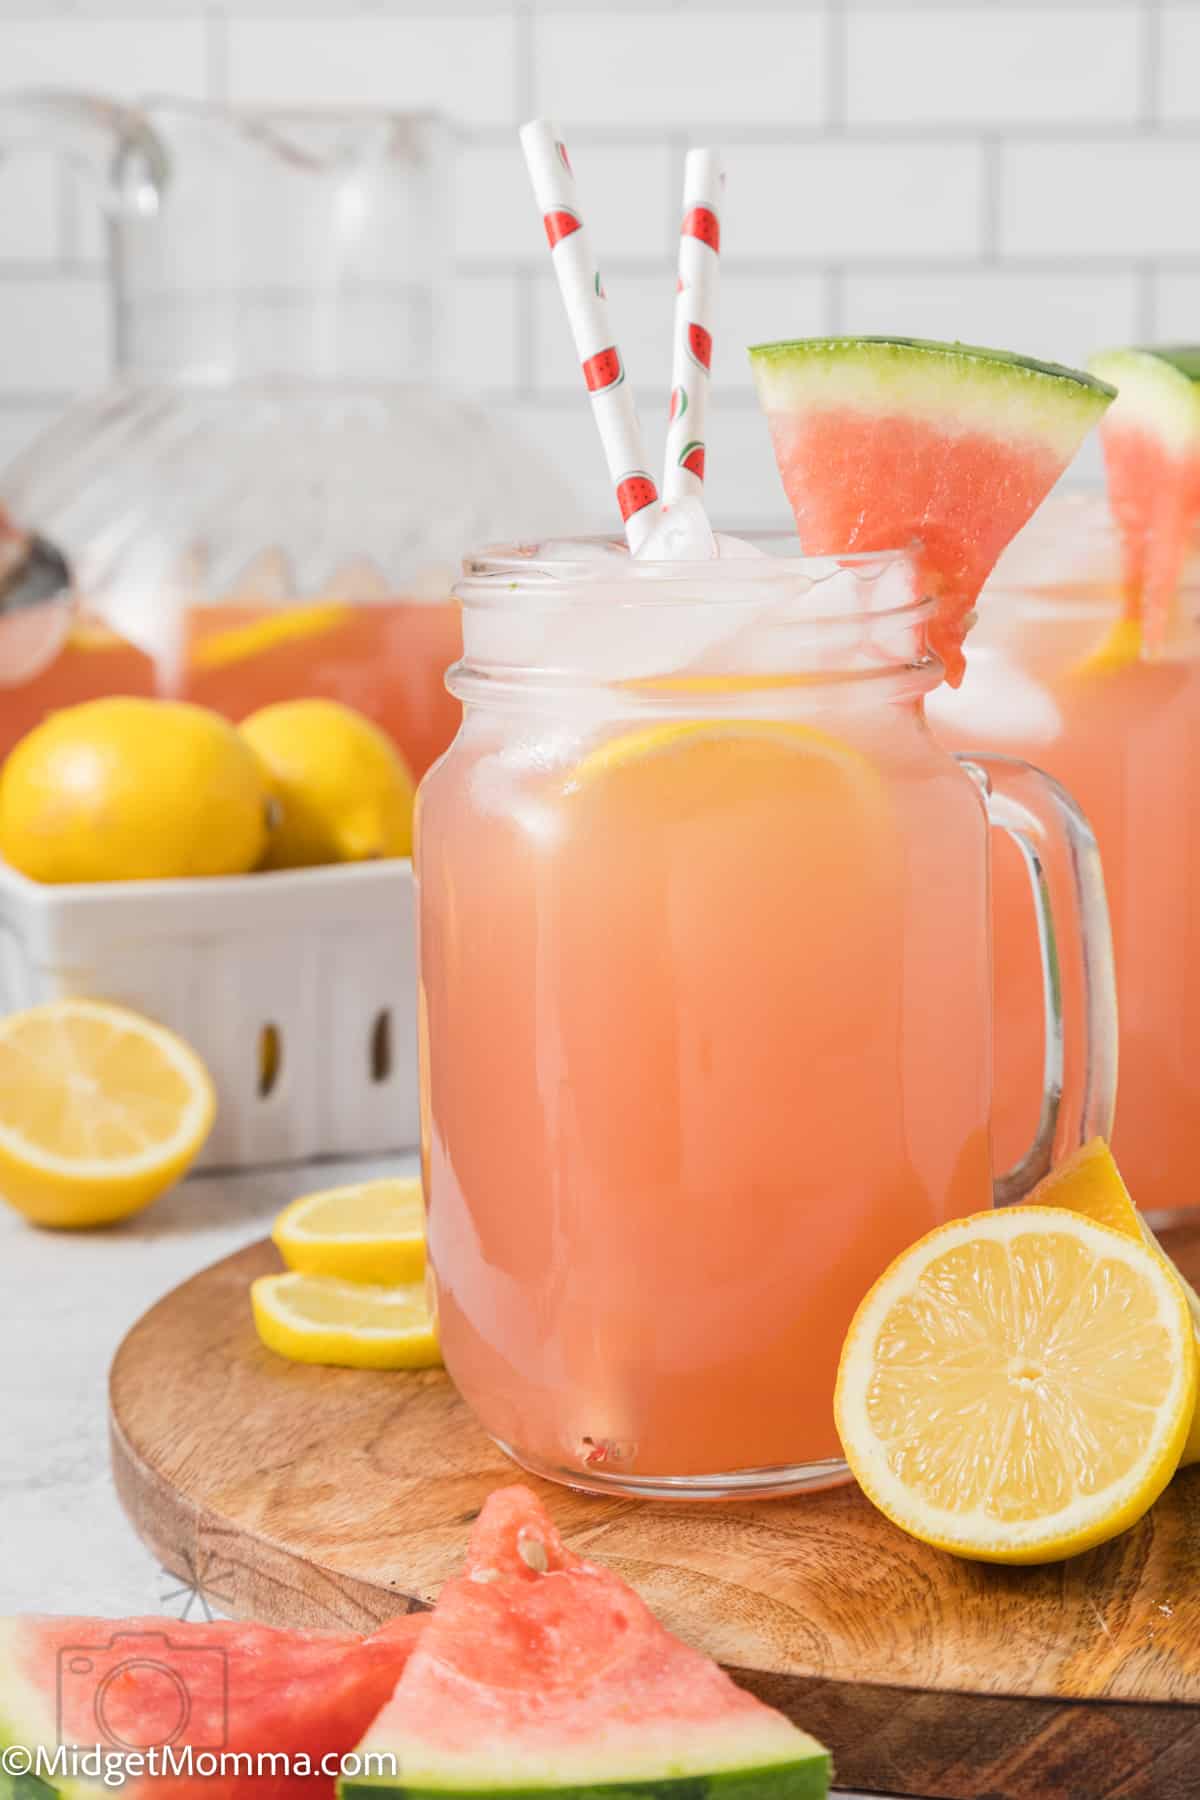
<box><xmin>981</xmin><ymin>135</ymin><xmax>1002</xmax><ymax>266</ymax></box>
<box><xmin>204</xmin><ymin>5</ymin><xmax>230</xmax><ymax>106</ymax></box>
<box><xmin>1139</xmin><ymin>0</ymin><xmax>1162</xmax><ymax>131</ymax></box>
<box><xmin>825</xmin><ymin>0</ymin><xmax>847</xmax><ymax>136</ymax></box>
<box><xmin>1136</xmin><ymin>263</ymin><xmax>1157</xmax><ymax>339</ymax></box>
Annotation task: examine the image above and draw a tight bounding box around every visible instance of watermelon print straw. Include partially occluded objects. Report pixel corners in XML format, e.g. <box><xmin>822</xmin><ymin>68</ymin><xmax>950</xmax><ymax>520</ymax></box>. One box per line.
<box><xmin>519</xmin><ymin>118</ymin><xmax>661</xmax><ymax>550</ymax></box>
<box><xmin>663</xmin><ymin>148</ymin><xmax>723</xmax><ymax>506</ymax></box>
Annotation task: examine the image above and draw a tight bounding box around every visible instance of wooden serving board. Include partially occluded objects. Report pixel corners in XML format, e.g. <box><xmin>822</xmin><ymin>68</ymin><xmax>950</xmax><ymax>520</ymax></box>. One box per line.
<box><xmin>110</xmin><ymin>1229</ymin><xmax>1200</xmax><ymax>1800</ymax></box>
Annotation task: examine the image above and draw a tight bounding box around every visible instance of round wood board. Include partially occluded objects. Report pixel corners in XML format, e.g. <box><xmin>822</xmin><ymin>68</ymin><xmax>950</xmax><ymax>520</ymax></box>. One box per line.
<box><xmin>110</xmin><ymin>1229</ymin><xmax>1200</xmax><ymax>1800</ymax></box>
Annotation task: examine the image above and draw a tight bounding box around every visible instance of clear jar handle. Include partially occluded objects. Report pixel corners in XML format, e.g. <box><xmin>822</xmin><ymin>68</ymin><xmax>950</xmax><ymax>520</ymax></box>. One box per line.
<box><xmin>0</xmin><ymin>91</ymin><xmax>166</xmax><ymax>216</ymax></box>
<box><xmin>956</xmin><ymin>752</ymin><xmax>1119</xmax><ymax>1206</ymax></box>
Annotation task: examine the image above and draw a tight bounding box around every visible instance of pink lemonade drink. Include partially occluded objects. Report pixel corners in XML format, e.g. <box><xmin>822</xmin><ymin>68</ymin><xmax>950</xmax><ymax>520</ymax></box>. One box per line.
<box><xmin>416</xmin><ymin>539</ymin><xmax>1117</xmax><ymax>1498</ymax></box>
<box><xmin>1</xmin><ymin>599</ymin><xmax>463</xmax><ymax>780</ymax></box>
<box><xmin>931</xmin><ymin>494</ymin><xmax>1200</xmax><ymax>1224</ymax></box>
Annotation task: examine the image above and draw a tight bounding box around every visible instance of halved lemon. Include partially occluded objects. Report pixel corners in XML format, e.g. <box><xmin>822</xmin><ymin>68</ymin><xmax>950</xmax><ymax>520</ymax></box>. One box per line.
<box><xmin>1030</xmin><ymin>1138</ymin><xmax>1200</xmax><ymax>1467</ymax></box>
<box><xmin>272</xmin><ymin>1175</ymin><xmax>425</xmax><ymax>1285</ymax></box>
<box><xmin>251</xmin><ymin>1271</ymin><xmax>440</xmax><ymax>1370</ymax></box>
<box><xmin>0</xmin><ymin>1000</ymin><xmax>215</xmax><ymax>1228</ymax></box>
<box><xmin>835</xmin><ymin>1207</ymin><xmax>1196</xmax><ymax>1563</ymax></box>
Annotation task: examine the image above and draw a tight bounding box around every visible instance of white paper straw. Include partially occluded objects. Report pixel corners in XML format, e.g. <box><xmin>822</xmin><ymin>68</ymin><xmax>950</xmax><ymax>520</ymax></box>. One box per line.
<box><xmin>519</xmin><ymin>118</ymin><xmax>661</xmax><ymax>550</ymax></box>
<box><xmin>663</xmin><ymin>149</ymin><xmax>723</xmax><ymax>507</ymax></box>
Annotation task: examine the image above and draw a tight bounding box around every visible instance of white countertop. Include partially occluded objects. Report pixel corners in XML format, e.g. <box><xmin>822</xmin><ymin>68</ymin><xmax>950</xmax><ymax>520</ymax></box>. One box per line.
<box><xmin>0</xmin><ymin>1152</ymin><xmax>414</xmax><ymax>1617</ymax></box>
<box><xmin>0</xmin><ymin>1155</ymin><xmax>886</xmax><ymax>1799</ymax></box>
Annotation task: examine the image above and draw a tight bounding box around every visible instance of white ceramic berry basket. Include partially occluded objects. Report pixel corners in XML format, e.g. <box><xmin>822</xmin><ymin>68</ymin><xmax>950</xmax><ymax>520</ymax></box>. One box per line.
<box><xmin>0</xmin><ymin>857</ymin><xmax>419</xmax><ymax>1170</ymax></box>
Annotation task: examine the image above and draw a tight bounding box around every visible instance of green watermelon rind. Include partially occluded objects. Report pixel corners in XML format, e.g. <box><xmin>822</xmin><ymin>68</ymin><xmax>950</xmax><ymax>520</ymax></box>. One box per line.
<box><xmin>1088</xmin><ymin>346</ymin><xmax>1200</xmax><ymax>454</ymax></box>
<box><xmin>340</xmin><ymin>1746</ymin><xmax>831</xmax><ymax>1798</ymax></box>
<box><xmin>0</xmin><ymin>1620</ymin><xmax>112</xmax><ymax>1800</ymax></box>
<box><xmin>1142</xmin><ymin>344</ymin><xmax>1200</xmax><ymax>384</ymax></box>
<box><xmin>748</xmin><ymin>337</ymin><xmax>1113</xmax><ymax>459</ymax></box>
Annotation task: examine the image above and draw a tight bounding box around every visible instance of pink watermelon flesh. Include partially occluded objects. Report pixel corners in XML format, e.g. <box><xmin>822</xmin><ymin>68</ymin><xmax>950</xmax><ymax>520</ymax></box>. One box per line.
<box><xmin>1090</xmin><ymin>348</ymin><xmax>1200</xmax><ymax>650</ymax></box>
<box><xmin>2</xmin><ymin>1613</ymin><xmax>424</xmax><ymax>1798</ymax></box>
<box><xmin>344</xmin><ymin>1486</ymin><xmax>829</xmax><ymax>1797</ymax></box>
<box><xmin>750</xmin><ymin>338</ymin><xmax>1114</xmax><ymax>686</ymax></box>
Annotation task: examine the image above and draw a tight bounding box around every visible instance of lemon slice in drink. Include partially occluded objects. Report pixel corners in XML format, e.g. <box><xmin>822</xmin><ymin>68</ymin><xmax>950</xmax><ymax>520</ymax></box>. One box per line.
<box><xmin>835</xmin><ymin>1207</ymin><xmax>1196</xmax><ymax>1563</ymax></box>
<box><xmin>1073</xmin><ymin>614</ymin><xmax>1144</xmax><ymax>677</ymax></box>
<box><xmin>272</xmin><ymin>1176</ymin><xmax>426</xmax><ymax>1284</ymax></box>
<box><xmin>0</xmin><ymin>1000</ymin><xmax>215</xmax><ymax>1228</ymax></box>
<box><xmin>1031</xmin><ymin>1138</ymin><xmax>1200</xmax><ymax>1467</ymax></box>
<box><xmin>251</xmin><ymin>1271</ymin><xmax>440</xmax><ymax>1370</ymax></box>
<box><xmin>190</xmin><ymin>602</ymin><xmax>352</xmax><ymax>671</ymax></box>
<box><xmin>571</xmin><ymin>718</ymin><xmax>878</xmax><ymax>788</ymax></box>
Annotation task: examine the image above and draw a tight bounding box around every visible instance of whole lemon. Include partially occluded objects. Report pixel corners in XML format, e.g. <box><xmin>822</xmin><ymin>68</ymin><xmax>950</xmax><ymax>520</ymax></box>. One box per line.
<box><xmin>0</xmin><ymin>697</ymin><xmax>270</xmax><ymax>883</ymax></box>
<box><xmin>240</xmin><ymin>699</ymin><xmax>415</xmax><ymax>868</ymax></box>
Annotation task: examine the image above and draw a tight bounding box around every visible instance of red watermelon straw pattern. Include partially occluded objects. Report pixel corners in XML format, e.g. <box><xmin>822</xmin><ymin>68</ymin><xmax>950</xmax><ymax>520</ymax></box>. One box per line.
<box><xmin>519</xmin><ymin>118</ymin><xmax>661</xmax><ymax>550</ymax></box>
<box><xmin>663</xmin><ymin>149</ymin><xmax>723</xmax><ymax>506</ymax></box>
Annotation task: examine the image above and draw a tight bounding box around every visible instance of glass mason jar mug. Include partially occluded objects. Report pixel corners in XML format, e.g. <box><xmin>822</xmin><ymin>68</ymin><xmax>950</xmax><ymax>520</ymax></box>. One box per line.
<box><xmin>416</xmin><ymin>538</ymin><xmax>1118</xmax><ymax>1499</ymax></box>
<box><xmin>930</xmin><ymin>494</ymin><xmax>1200</xmax><ymax>1229</ymax></box>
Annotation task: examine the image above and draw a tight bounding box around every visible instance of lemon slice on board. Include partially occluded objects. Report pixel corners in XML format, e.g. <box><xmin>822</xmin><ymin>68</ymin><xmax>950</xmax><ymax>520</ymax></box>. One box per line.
<box><xmin>1031</xmin><ymin>1138</ymin><xmax>1200</xmax><ymax>1467</ymax></box>
<box><xmin>835</xmin><ymin>1207</ymin><xmax>1196</xmax><ymax>1564</ymax></box>
<box><xmin>251</xmin><ymin>1272</ymin><xmax>440</xmax><ymax>1370</ymax></box>
<box><xmin>272</xmin><ymin>1176</ymin><xmax>426</xmax><ymax>1285</ymax></box>
<box><xmin>0</xmin><ymin>1000</ymin><xmax>215</xmax><ymax>1228</ymax></box>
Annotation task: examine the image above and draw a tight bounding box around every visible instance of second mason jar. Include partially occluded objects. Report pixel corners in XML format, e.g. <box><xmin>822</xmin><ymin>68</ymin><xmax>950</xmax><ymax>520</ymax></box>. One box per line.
<box><xmin>416</xmin><ymin>537</ymin><xmax>1117</xmax><ymax>1499</ymax></box>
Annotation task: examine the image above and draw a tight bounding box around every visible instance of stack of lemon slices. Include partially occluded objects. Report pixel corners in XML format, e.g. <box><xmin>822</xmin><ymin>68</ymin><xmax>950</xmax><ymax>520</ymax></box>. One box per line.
<box><xmin>836</xmin><ymin>1141</ymin><xmax>1199</xmax><ymax>1564</ymax></box>
<box><xmin>252</xmin><ymin>1176</ymin><xmax>440</xmax><ymax>1371</ymax></box>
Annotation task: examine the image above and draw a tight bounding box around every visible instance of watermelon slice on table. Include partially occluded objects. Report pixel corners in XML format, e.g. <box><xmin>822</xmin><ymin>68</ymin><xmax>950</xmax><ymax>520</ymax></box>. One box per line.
<box><xmin>1088</xmin><ymin>346</ymin><xmax>1200</xmax><ymax>652</ymax></box>
<box><xmin>0</xmin><ymin>1613</ymin><xmax>424</xmax><ymax>1798</ymax></box>
<box><xmin>340</xmin><ymin>1486</ymin><xmax>830</xmax><ymax>1799</ymax></box>
<box><xmin>749</xmin><ymin>337</ymin><xmax>1114</xmax><ymax>685</ymax></box>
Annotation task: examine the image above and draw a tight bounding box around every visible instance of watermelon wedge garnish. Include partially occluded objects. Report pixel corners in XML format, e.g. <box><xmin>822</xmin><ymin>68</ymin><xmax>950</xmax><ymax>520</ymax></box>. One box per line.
<box><xmin>749</xmin><ymin>337</ymin><xmax>1114</xmax><ymax>684</ymax></box>
<box><xmin>342</xmin><ymin>1486</ymin><xmax>830</xmax><ymax>1798</ymax></box>
<box><xmin>1088</xmin><ymin>345</ymin><xmax>1200</xmax><ymax>651</ymax></box>
<box><xmin>0</xmin><ymin>1613</ymin><xmax>424</xmax><ymax>1797</ymax></box>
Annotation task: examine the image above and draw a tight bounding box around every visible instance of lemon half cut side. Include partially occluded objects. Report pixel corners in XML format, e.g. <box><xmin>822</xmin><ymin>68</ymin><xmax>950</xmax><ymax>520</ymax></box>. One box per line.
<box><xmin>0</xmin><ymin>1000</ymin><xmax>215</xmax><ymax>1227</ymax></box>
<box><xmin>835</xmin><ymin>1206</ymin><xmax>1196</xmax><ymax>1564</ymax></box>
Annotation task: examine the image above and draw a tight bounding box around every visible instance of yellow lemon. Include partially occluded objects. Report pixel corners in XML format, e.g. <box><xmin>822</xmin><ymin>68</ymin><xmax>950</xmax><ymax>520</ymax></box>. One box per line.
<box><xmin>0</xmin><ymin>1000</ymin><xmax>215</xmax><ymax>1228</ymax></box>
<box><xmin>835</xmin><ymin>1207</ymin><xmax>1196</xmax><ymax>1564</ymax></box>
<box><xmin>272</xmin><ymin>1175</ymin><xmax>426</xmax><ymax>1285</ymax></box>
<box><xmin>240</xmin><ymin>699</ymin><xmax>415</xmax><ymax>869</ymax></box>
<box><xmin>1030</xmin><ymin>1138</ymin><xmax>1200</xmax><ymax>1467</ymax></box>
<box><xmin>251</xmin><ymin>1271</ymin><xmax>439</xmax><ymax>1370</ymax></box>
<box><xmin>0</xmin><ymin>697</ymin><xmax>270</xmax><ymax>883</ymax></box>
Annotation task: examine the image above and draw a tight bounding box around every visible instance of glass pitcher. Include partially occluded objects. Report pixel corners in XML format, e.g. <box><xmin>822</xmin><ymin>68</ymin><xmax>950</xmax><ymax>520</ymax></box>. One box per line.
<box><xmin>0</xmin><ymin>94</ymin><xmax>575</xmax><ymax>778</ymax></box>
<box><xmin>417</xmin><ymin>537</ymin><xmax>1118</xmax><ymax>1497</ymax></box>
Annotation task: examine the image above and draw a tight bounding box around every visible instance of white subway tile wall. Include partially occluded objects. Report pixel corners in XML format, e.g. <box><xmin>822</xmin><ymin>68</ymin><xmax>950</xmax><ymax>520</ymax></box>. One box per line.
<box><xmin>0</xmin><ymin>0</ymin><xmax>1193</xmax><ymax>529</ymax></box>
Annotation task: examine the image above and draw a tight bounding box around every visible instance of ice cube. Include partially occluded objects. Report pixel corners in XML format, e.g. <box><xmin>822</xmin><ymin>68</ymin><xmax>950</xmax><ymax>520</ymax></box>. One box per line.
<box><xmin>714</xmin><ymin>531</ymin><xmax>769</xmax><ymax>559</ymax></box>
<box><xmin>633</xmin><ymin>497</ymin><xmax>717</xmax><ymax>563</ymax></box>
<box><xmin>538</xmin><ymin>537</ymin><xmax>629</xmax><ymax>565</ymax></box>
<box><xmin>926</xmin><ymin>650</ymin><xmax>1063</xmax><ymax>745</ymax></box>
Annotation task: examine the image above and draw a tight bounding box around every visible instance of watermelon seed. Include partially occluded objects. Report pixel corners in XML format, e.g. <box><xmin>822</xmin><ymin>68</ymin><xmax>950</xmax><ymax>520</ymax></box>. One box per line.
<box><xmin>470</xmin><ymin>1567</ymin><xmax>502</xmax><ymax>1584</ymax></box>
<box><xmin>518</xmin><ymin>1536</ymin><xmax>549</xmax><ymax>1573</ymax></box>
